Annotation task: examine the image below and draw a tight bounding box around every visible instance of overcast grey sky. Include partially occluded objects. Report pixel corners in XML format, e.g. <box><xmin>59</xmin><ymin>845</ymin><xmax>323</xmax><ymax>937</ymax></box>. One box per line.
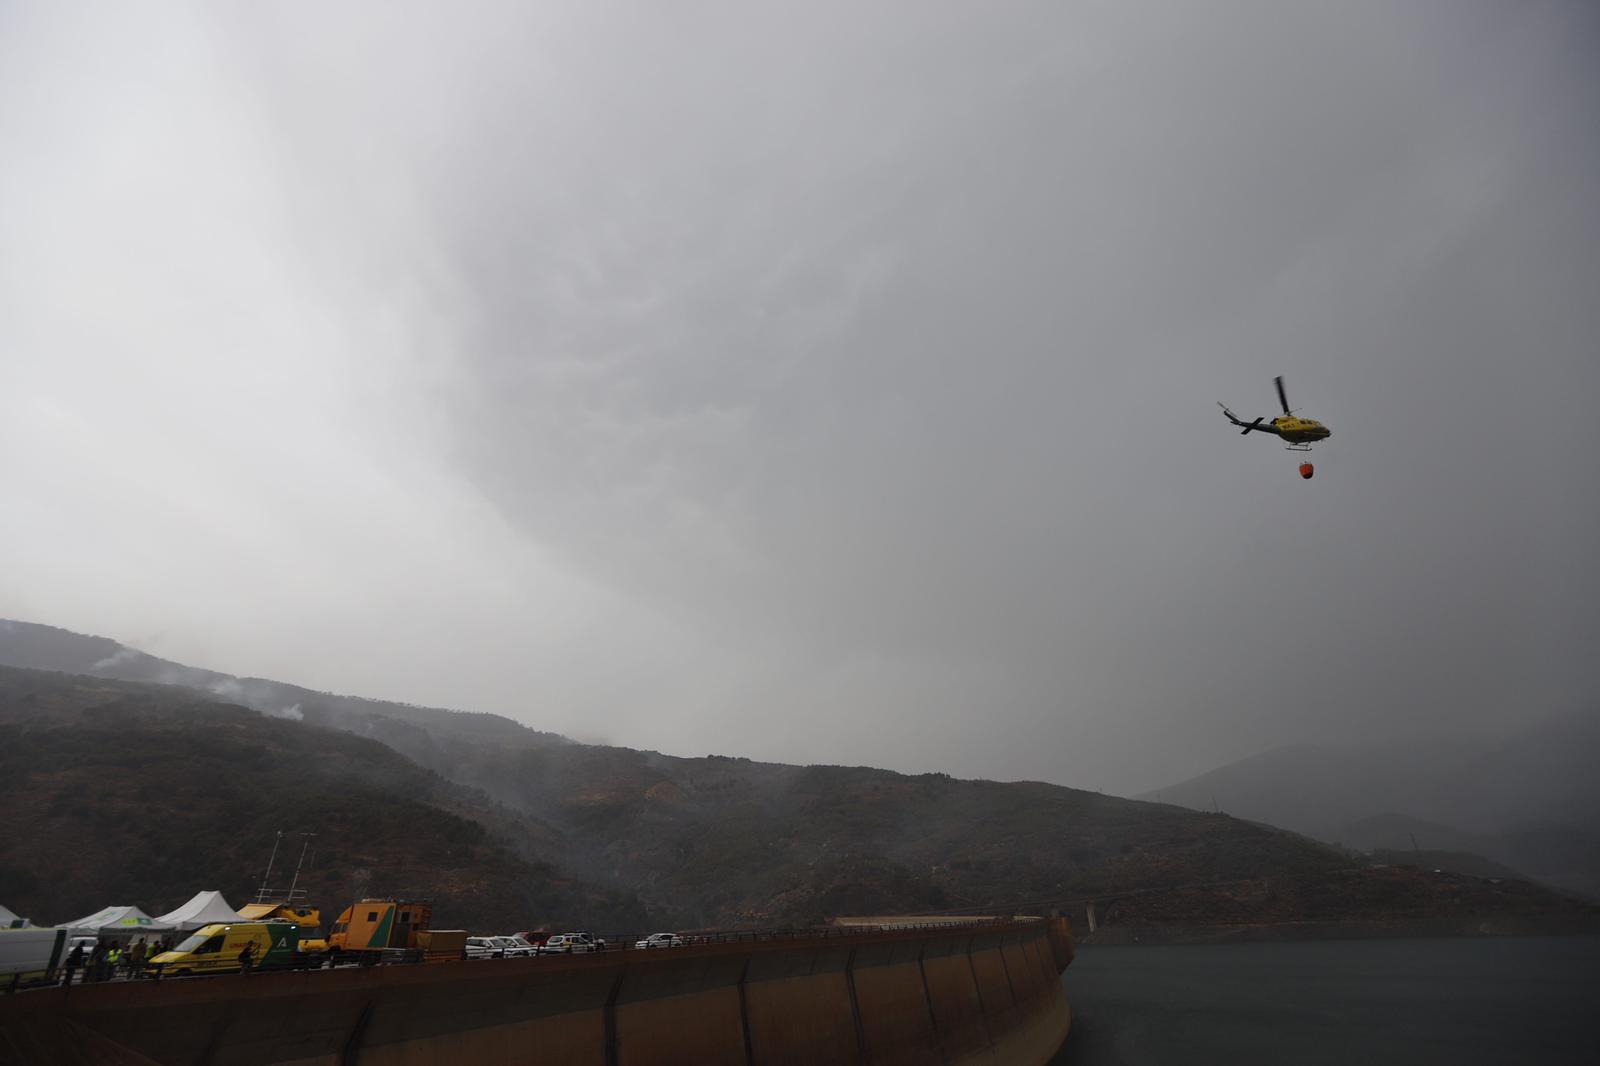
<box><xmin>3</xmin><ymin>1</ymin><xmax>1597</xmax><ymax>793</ymax></box>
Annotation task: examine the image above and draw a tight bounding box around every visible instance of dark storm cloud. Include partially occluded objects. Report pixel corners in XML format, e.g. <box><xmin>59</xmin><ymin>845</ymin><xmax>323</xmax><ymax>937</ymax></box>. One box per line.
<box><xmin>3</xmin><ymin>1</ymin><xmax>1597</xmax><ymax>790</ymax></box>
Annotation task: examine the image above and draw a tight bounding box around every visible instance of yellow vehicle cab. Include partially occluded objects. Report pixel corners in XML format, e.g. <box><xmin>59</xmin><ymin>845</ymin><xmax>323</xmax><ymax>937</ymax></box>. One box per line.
<box><xmin>237</xmin><ymin>903</ymin><xmax>320</xmax><ymax>927</ymax></box>
<box><xmin>149</xmin><ymin>921</ymin><xmax>300</xmax><ymax>976</ymax></box>
<box><xmin>237</xmin><ymin>903</ymin><xmax>327</xmax><ymax>955</ymax></box>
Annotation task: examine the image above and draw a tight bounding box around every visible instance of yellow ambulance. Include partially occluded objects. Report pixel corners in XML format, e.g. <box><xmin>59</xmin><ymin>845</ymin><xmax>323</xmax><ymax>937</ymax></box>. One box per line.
<box><xmin>149</xmin><ymin>921</ymin><xmax>300</xmax><ymax>976</ymax></box>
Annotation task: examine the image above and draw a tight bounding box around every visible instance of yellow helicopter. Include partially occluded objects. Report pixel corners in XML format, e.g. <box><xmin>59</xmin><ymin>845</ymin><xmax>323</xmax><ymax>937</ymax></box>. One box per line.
<box><xmin>1219</xmin><ymin>376</ymin><xmax>1330</xmax><ymax>477</ymax></box>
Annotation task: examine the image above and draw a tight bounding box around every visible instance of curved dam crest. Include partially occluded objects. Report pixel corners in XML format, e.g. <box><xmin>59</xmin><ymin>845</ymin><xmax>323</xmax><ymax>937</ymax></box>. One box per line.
<box><xmin>0</xmin><ymin>919</ymin><xmax>1074</xmax><ymax>1065</ymax></box>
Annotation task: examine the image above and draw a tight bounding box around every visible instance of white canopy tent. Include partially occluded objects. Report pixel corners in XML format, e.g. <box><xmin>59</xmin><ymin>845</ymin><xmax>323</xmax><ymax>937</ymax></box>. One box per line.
<box><xmin>62</xmin><ymin>905</ymin><xmax>176</xmax><ymax>937</ymax></box>
<box><xmin>154</xmin><ymin>891</ymin><xmax>246</xmax><ymax>932</ymax></box>
<box><xmin>0</xmin><ymin>903</ymin><xmax>29</xmax><ymax>928</ymax></box>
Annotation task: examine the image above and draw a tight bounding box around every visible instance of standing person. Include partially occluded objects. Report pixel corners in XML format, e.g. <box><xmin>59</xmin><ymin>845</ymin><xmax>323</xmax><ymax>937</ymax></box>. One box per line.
<box><xmin>106</xmin><ymin>942</ymin><xmax>123</xmax><ymax>980</ymax></box>
<box><xmin>89</xmin><ymin>940</ymin><xmax>108</xmax><ymax>982</ymax></box>
<box><xmin>61</xmin><ymin>943</ymin><xmax>84</xmax><ymax>987</ymax></box>
<box><xmin>237</xmin><ymin>939</ymin><xmax>255</xmax><ymax>977</ymax></box>
<box><xmin>128</xmin><ymin>937</ymin><xmax>147</xmax><ymax>978</ymax></box>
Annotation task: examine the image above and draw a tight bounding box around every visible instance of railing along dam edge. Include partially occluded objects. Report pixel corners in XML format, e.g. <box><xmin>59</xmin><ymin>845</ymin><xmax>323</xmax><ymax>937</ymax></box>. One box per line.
<box><xmin>0</xmin><ymin>917</ymin><xmax>1075</xmax><ymax>1066</ymax></box>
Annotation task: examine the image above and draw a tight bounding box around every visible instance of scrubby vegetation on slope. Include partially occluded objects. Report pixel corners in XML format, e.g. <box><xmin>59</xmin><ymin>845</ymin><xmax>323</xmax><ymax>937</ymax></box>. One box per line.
<box><xmin>0</xmin><ymin>666</ymin><xmax>645</xmax><ymax>932</ymax></box>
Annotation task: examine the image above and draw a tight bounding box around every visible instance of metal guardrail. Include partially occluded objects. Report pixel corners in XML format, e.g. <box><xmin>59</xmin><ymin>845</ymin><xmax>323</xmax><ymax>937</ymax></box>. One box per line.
<box><xmin>15</xmin><ymin>919</ymin><xmax>1046</xmax><ymax>987</ymax></box>
<box><xmin>550</xmin><ymin>916</ymin><xmax>1037</xmax><ymax>955</ymax></box>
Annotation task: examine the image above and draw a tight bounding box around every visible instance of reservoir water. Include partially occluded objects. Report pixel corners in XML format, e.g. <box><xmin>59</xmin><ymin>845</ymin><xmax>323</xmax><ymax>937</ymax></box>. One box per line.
<box><xmin>1052</xmin><ymin>935</ymin><xmax>1598</xmax><ymax>1065</ymax></box>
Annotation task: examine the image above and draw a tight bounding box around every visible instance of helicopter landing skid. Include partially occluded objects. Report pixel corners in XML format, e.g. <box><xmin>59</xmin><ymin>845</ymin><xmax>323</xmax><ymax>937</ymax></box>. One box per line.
<box><xmin>1283</xmin><ymin>443</ymin><xmax>1313</xmax><ymax>452</ymax></box>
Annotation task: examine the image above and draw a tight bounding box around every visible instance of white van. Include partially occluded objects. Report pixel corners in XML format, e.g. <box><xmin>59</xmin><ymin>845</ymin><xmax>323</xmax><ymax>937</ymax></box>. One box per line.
<box><xmin>0</xmin><ymin>928</ymin><xmax>67</xmax><ymax>986</ymax></box>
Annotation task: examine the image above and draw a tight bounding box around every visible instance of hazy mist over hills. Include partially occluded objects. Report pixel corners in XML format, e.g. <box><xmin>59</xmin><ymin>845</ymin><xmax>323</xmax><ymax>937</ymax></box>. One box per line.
<box><xmin>0</xmin><ymin>663</ymin><xmax>645</xmax><ymax>931</ymax></box>
<box><xmin>1141</xmin><ymin>710</ymin><xmax>1600</xmax><ymax>896</ymax></box>
<box><xmin>5</xmin><ymin>625</ymin><xmax>1592</xmax><ymax>936</ymax></box>
<box><xmin>7</xmin><ymin>614</ymin><xmax>1599</xmax><ymax>903</ymax></box>
<box><xmin>3</xmin><ymin>1</ymin><xmax>1598</xmax><ymax>798</ymax></box>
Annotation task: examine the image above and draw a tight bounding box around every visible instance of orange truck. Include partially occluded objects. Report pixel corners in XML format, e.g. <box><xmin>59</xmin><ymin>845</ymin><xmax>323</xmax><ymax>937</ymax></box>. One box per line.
<box><xmin>326</xmin><ymin>899</ymin><xmax>463</xmax><ymax>963</ymax></box>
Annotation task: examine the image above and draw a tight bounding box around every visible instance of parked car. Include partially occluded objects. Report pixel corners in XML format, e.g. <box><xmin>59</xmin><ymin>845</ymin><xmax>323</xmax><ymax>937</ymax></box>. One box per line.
<box><xmin>571</xmin><ymin>931</ymin><xmax>607</xmax><ymax>952</ymax></box>
<box><xmin>537</xmin><ymin>934</ymin><xmax>595</xmax><ymax>955</ymax></box>
<box><xmin>492</xmin><ymin>936</ymin><xmax>533</xmax><ymax>958</ymax></box>
<box><xmin>633</xmin><ymin>933</ymin><xmax>686</xmax><ymax>950</ymax></box>
<box><xmin>464</xmin><ymin>936</ymin><xmax>502</xmax><ymax>960</ymax></box>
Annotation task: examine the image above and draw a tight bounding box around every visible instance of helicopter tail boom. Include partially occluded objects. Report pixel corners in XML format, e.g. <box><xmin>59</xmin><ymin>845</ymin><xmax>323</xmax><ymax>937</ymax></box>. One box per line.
<box><xmin>1218</xmin><ymin>402</ymin><xmax>1274</xmax><ymax>435</ymax></box>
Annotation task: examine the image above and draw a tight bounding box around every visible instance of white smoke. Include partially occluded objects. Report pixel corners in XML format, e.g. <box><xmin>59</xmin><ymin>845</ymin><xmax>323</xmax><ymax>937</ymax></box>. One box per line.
<box><xmin>91</xmin><ymin>647</ymin><xmax>141</xmax><ymax>671</ymax></box>
<box><xmin>207</xmin><ymin>678</ymin><xmax>245</xmax><ymax>700</ymax></box>
<box><xmin>278</xmin><ymin>703</ymin><xmax>303</xmax><ymax>721</ymax></box>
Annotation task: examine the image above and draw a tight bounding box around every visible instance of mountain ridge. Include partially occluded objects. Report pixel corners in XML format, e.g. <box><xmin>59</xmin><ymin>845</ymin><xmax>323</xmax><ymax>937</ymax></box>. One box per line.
<box><xmin>0</xmin><ymin>664</ymin><xmax>648</xmax><ymax>931</ymax></box>
<box><xmin>5</xmin><ymin>619</ymin><xmax>1594</xmax><ymax>932</ymax></box>
<box><xmin>1139</xmin><ymin>719</ymin><xmax>1600</xmax><ymax>897</ymax></box>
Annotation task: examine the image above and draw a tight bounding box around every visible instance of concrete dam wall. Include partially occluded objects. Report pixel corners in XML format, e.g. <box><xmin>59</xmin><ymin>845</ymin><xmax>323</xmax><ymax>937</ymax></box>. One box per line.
<box><xmin>0</xmin><ymin>918</ymin><xmax>1073</xmax><ymax>1065</ymax></box>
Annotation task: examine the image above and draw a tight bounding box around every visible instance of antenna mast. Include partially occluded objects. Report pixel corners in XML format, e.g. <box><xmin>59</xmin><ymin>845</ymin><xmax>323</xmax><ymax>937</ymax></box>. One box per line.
<box><xmin>284</xmin><ymin>834</ymin><xmax>317</xmax><ymax>904</ymax></box>
<box><xmin>256</xmin><ymin>830</ymin><xmax>315</xmax><ymax>905</ymax></box>
<box><xmin>255</xmin><ymin>830</ymin><xmax>284</xmax><ymax>905</ymax></box>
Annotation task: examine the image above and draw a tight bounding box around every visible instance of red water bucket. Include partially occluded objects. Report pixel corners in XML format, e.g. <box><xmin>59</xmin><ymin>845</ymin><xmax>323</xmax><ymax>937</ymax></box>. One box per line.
<box><xmin>1299</xmin><ymin>462</ymin><xmax>1315</xmax><ymax>479</ymax></box>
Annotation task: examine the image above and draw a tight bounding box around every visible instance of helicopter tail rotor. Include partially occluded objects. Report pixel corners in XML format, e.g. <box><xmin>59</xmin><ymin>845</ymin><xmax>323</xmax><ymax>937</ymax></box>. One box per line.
<box><xmin>1219</xmin><ymin>403</ymin><xmax>1268</xmax><ymax>434</ymax></box>
<box><xmin>1274</xmin><ymin>375</ymin><xmax>1291</xmax><ymax>415</ymax></box>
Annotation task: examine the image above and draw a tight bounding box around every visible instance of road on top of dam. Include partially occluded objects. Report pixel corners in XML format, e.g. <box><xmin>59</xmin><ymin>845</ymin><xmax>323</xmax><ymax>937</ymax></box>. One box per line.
<box><xmin>1052</xmin><ymin>935</ymin><xmax>1598</xmax><ymax>1066</ymax></box>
